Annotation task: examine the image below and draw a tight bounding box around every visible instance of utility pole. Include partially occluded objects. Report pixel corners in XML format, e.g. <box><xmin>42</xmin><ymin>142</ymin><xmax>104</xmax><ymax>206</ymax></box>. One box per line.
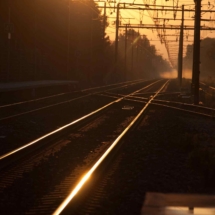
<box><xmin>67</xmin><ymin>1</ymin><xmax>71</xmax><ymax>80</ymax></box>
<box><xmin>192</xmin><ymin>0</ymin><xmax>201</xmax><ymax>104</ymax></box>
<box><xmin>7</xmin><ymin>4</ymin><xmax>11</xmax><ymax>82</ymax></box>
<box><xmin>124</xmin><ymin>24</ymin><xmax>128</xmax><ymax>81</ymax></box>
<box><xmin>136</xmin><ymin>37</ymin><xmax>139</xmax><ymax>79</ymax></box>
<box><xmin>34</xmin><ymin>1</ymin><xmax>38</xmax><ymax>81</ymax></box>
<box><xmin>131</xmin><ymin>30</ymin><xmax>134</xmax><ymax>75</ymax></box>
<box><xmin>103</xmin><ymin>2</ymin><xmax>106</xmax><ymax>44</ymax></box>
<box><xmin>90</xmin><ymin>10</ymin><xmax>93</xmax><ymax>85</ymax></box>
<box><xmin>114</xmin><ymin>3</ymin><xmax>120</xmax><ymax>73</ymax></box>
<box><xmin>178</xmin><ymin>5</ymin><xmax>184</xmax><ymax>87</ymax></box>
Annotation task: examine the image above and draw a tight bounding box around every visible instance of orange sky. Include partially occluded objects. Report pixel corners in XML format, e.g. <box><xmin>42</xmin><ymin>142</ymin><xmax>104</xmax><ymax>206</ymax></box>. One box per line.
<box><xmin>97</xmin><ymin>0</ymin><xmax>215</xmax><ymax>64</ymax></box>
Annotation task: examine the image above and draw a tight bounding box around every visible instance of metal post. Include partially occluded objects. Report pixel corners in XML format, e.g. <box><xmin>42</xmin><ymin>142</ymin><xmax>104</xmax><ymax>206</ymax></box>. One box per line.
<box><xmin>178</xmin><ymin>5</ymin><xmax>184</xmax><ymax>87</ymax></box>
<box><xmin>34</xmin><ymin>2</ymin><xmax>37</xmax><ymax>81</ymax></box>
<box><xmin>103</xmin><ymin>2</ymin><xmax>106</xmax><ymax>43</ymax></box>
<box><xmin>136</xmin><ymin>38</ymin><xmax>139</xmax><ymax>79</ymax></box>
<box><xmin>192</xmin><ymin>0</ymin><xmax>201</xmax><ymax>104</ymax></box>
<box><xmin>19</xmin><ymin>42</ymin><xmax>22</xmax><ymax>81</ymax></box>
<box><xmin>124</xmin><ymin>24</ymin><xmax>128</xmax><ymax>81</ymax></box>
<box><xmin>7</xmin><ymin>6</ymin><xmax>11</xmax><ymax>82</ymax></box>
<box><xmin>131</xmin><ymin>30</ymin><xmax>134</xmax><ymax>75</ymax></box>
<box><xmin>67</xmin><ymin>1</ymin><xmax>71</xmax><ymax>80</ymax></box>
<box><xmin>90</xmin><ymin>10</ymin><xmax>93</xmax><ymax>84</ymax></box>
<box><xmin>114</xmin><ymin>3</ymin><xmax>120</xmax><ymax>73</ymax></box>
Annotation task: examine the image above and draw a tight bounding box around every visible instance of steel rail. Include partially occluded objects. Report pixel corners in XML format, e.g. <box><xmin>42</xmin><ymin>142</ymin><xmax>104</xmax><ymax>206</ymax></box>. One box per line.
<box><xmin>209</xmin><ymin>86</ymin><xmax>215</xmax><ymax>90</ymax></box>
<box><xmin>97</xmin><ymin>93</ymin><xmax>215</xmax><ymax>118</ymax></box>
<box><xmin>129</xmin><ymin>91</ymin><xmax>156</xmax><ymax>95</ymax></box>
<box><xmin>129</xmin><ymin>95</ymin><xmax>215</xmax><ymax>112</ymax></box>
<box><xmin>80</xmin><ymin>79</ymin><xmax>144</xmax><ymax>92</ymax></box>
<box><xmin>201</xmin><ymin>89</ymin><xmax>214</xmax><ymax>96</ymax></box>
<box><xmin>131</xmin><ymin>98</ymin><xmax>214</xmax><ymax>118</ymax></box>
<box><xmin>0</xmin><ymin>92</ymin><xmax>67</xmax><ymax>108</ymax></box>
<box><xmin>0</xmin><ymin>79</ymin><xmax>163</xmax><ymax>161</ymax></box>
<box><xmin>0</xmin><ymin>79</ymin><xmax>150</xmax><ymax>121</ymax></box>
<box><xmin>121</xmin><ymin>91</ymin><xmax>180</xmax><ymax>97</ymax></box>
<box><xmin>0</xmin><ymin>79</ymin><xmax>144</xmax><ymax>109</ymax></box>
<box><xmin>102</xmin><ymin>91</ymin><xmax>215</xmax><ymax>113</ymax></box>
<box><xmin>53</xmin><ymin>80</ymin><xmax>169</xmax><ymax>215</ymax></box>
<box><xmin>102</xmin><ymin>84</ymin><xmax>170</xmax><ymax>97</ymax></box>
<box><xmin>199</xmin><ymin>82</ymin><xmax>215</xmax><ymax>96</ymax></box>
<box><xmin>153</xmin><ymin>98</ymin><xmax>215</xmax><ymax>112</ymax></box>
<box><xmin>150</xmin><ymin>102</ymin><xmax>214</xmax><ymax>118</ymax></box>
<box><xmin>200</xmin><ymin>82</ymin><xmax>215</xmax><ymax>90</ymax></box>
<box><xmin>155</xmin><ymin>92</ymin><xmax>181</xmax><ymax>96</ymax></box>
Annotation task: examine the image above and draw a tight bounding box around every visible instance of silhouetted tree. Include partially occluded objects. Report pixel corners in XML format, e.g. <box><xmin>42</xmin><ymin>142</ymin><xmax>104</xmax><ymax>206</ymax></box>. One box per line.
<box><xmin>0</xmin><ymin>1</ymin><xmax>171</xmax><ymax>85</ymax></box>
<box><xmin>183</xmin><ymin>37</ymin><xmax>215</xmax><ymax>79</ymax></box>
<box><xmin>0</xmin><ymin>0</ymin><xmax>111</xmax><ymax>86</ymax></box>
<box><xmin>117</xmin><ymin>29</ymin><xmax>172</xmax><ymax>80</ymax></box>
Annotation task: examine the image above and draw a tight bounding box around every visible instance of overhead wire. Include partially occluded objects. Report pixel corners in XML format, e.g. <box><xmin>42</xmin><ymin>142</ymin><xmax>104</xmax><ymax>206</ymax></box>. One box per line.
<box><xmin>103</xmin><ymin>0</ymin><xmax>215</xmax><ymax>66</ymax></box>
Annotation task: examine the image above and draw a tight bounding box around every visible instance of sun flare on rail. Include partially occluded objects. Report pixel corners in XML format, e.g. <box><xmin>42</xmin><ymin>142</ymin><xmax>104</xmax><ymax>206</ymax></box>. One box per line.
<box><xmin>53</xmin><ymin>172</ymin><xmax>91</xmax><ymax>215</ymax></box>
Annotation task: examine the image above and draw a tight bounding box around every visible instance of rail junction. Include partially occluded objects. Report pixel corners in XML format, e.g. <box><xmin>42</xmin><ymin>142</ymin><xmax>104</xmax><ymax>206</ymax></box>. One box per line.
<box><xmin>0</xmin><ymin>79</ymin><xmax>215</xmax><ymax>214</ymax></box>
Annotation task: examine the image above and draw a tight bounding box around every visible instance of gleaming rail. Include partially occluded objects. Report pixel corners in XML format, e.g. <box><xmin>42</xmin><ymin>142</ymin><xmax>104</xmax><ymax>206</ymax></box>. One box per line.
<box><xmin>53</xmin><ymin>80</ymin><xmax>170</xmax><ymax>215</ymax></box>
<box><xmin>0</xmin><ymin>79</ymin><xmax>150</xmax><ymax>121</ymax></box>
<box><xmin>0</xmin><ymin>79</ymin><xmax>167</xmax><ymax>214</ymax></box>
<box><xmin>0</xmin><ymin>79</ymin><xmax>163</xmax><ymax>165</ymax></box>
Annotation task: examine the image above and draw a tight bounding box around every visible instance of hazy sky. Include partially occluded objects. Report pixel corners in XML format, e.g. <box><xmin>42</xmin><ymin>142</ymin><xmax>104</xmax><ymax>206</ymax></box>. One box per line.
<box><xmin>98</xmin><ymin>0</ymin><xmax>215</xmax><ymax>64</ymax></box>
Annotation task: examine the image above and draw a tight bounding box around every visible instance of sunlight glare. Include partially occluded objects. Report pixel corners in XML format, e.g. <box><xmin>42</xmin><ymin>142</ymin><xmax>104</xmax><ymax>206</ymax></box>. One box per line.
<box><xmin>160</xmin><ymin>69</ymin><xmax>177</xmax><ymax>79</ymax></box>
<box><xmin>53</xmin><ymin>172</ymin><xmax>91</xmax><ymax>215</ymax></box>
<box><xmin>160</xmin><ymin>69</ymin><xmax>192</xmax><ymax>79</ymax></box>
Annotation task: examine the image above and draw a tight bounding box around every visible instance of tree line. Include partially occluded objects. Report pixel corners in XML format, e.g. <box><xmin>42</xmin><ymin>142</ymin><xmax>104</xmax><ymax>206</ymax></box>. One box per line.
<box><xmin>0</xmin><ymin>0</ymin><xmax>172</xmax><ymax>86</ymax></box>
<box><xmin>117</xmin><ymin>29</ymin><xmax>172</xmax><ymax>80</ymax></box>
<box><xmin>183</xmin><ymin>37</ymin><xmax>215</xmax><ymax>80</ymax></box>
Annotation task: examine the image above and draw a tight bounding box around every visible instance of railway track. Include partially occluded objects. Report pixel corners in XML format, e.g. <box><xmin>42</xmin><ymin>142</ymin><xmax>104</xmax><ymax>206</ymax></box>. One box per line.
<box><xmin>0</xmin><ymin>81</ymin><xmax>161</xmax><ymax>154</ymax></box>
<box><xmin>0</xmin><ymin>79</ymin><xmax>144</xmax><ymax>107</ymax></box>
<box><xmin>69</xmin><ymin>106</ymin><xmax>215</xmax><ymax>215</ymax></box>
<box><xmin>52</xmin><ymin>80</ymin><xmax>170</xmax><ymax>215</ymax></box>
<box><xmin>54</xmin><ymin>80</ymin><xmax>215</xmax><ymax>215</ymax></box>
<box><xmin>0</xmin><ymin>79</ymin><xmax>147</xmax><ymax>121</ymax></box>
<box><xmin>99</xmin><ymin>92</ymin><xmax>215</xmax><ymax>118</ymax></box>
<box><xmin>1</xmin><ymin>78</ymin><xmax>214</xmax><ymax>214</ymax></box>
<box><xmin>0</xmin><ymin>79</ymin><xmax>166</xmax><ymax>214</ymax></box>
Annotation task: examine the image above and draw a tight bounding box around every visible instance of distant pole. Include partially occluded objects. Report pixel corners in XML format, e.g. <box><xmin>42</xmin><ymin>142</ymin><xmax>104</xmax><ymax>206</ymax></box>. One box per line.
<box><xmin>67</xmin><ymin>1</ymin><xmax>71</xmax><ymax>80</ymax></box>
<box><xmin>178</xmin><ymin>5</ymin><xmax>184</xmax><ymax>87</ymax></box>
<box><xmin>103</xmin><ymin>2</ymin><xmax>106</xmax><ymax>43</ymax></box>
<box><xmin>90</xmin><ymin>10</ymin><xmax>93</xmax><ymax>84</ymax></box>
<box><xmin>114</xmin><ymin>3</ymin><xmax>120</xmax><ymax>73</ymax></box>
<box><xmin>192</xmin><ymin>0</ymin><xmax>201</xmax><ymax>104</ymax></box>
<box><xmin>124</xmin><ymin>24</ymin><xmax>128</xmax><ymax>81</ymax></box>
<box><xmin>34</xmin><ymin>1</ymin><xmax>38</xmax><ymax>81</ymax></box>
<box><xmin>19</xmin><ymin>42</ymin><xmax>22</xmax><ymax>81</ymax></box>
<box><xmin>136</xmin><ymin>38</ymin><xmax>139</xmax><ymax>78</ymax></box>
<box><xmin>131</xmin><ymin>30</ymin><xmax>134</xmax><ymax>74</ymax></box>
<box><xmin>7</xmin><ymin>6</ymin><xmax>11</xmax><ymax>82</ymax></box>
